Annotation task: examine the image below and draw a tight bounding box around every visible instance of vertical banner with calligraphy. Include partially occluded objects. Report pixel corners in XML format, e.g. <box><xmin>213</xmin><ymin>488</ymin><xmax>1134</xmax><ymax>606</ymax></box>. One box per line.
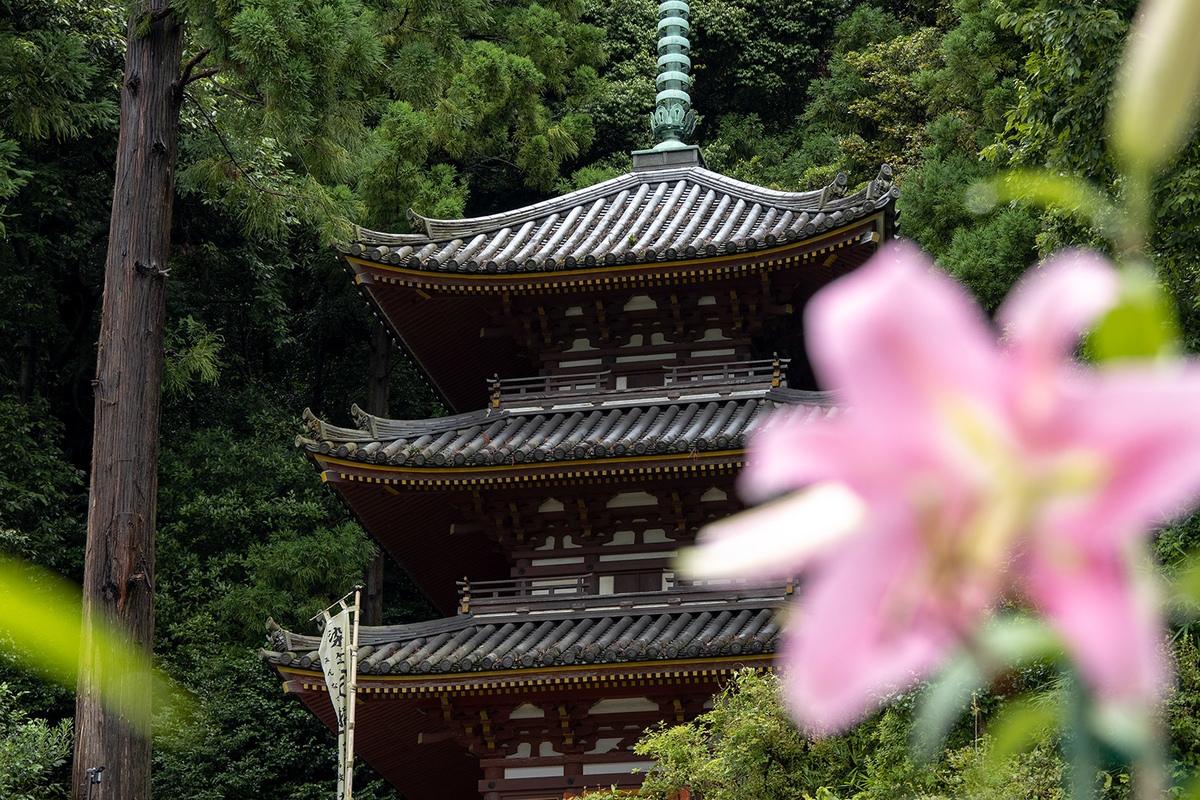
<box><xmin>319</xmin><ymin>609</ymin><xmax>351</xmax><ymax>800</ymax></box>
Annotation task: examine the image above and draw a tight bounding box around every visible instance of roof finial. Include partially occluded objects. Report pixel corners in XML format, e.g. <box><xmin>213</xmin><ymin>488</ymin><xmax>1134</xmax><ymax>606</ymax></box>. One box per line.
<box><xmin>650</xmin><ymin>0</ymin><xmax>696</xmax><ymax>150</ymax></box>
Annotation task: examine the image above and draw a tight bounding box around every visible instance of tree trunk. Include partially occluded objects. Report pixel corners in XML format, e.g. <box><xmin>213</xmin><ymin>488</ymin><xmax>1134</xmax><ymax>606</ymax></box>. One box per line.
<box><xmin>362</xmin><ymin>321</ymin><xmax>390</xmax><ymax>625</ymax></box>
<box><xmin>72</xmin><ymin>5</ymin><xmax>183</xmax><ymax>799</ymax></box>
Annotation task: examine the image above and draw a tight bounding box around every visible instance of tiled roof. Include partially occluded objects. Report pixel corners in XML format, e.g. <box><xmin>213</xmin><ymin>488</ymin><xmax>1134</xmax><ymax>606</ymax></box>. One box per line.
<box><xmin>263</xmin><ymin>604</ymin><xmax>781</xmax><ymax>676</ymax></box>
<box><xmin>340</xmin><ymin>161</ymin><xmax>896</xmax><ymax>274</ymax></box>
<box><xmin>297</xmin><ymin>385</ymin><xmax>837</xmax><ymax>468</ymax></box>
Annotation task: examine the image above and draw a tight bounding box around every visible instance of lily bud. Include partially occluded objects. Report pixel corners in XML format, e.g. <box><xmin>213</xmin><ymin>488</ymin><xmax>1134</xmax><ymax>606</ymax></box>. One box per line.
<box><xmin>1109</xmin><ymin>0</ymin><xmax>1200</xmax><ymax>175</ymax></box>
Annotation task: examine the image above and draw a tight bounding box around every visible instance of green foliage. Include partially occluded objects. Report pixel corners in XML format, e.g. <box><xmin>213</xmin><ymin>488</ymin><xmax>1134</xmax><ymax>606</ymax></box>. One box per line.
<box><xmin>163</xmin><ymin>316</ymin><xmax>226</xmax><ymax>401</ymax></box>
<box><xmin>155</xmin><ymin>411</ymin><xmax>379</xmax><ymax>645</ymax></box>
<box><xmin>586</xmin><ymin>669</ymin><xmax>1081</xmax><ymax>800</ymax></box>
<box><xmin>152</xmin><ymin>649</ymin><xmax>398</xmax><ymax>800</ymax></box>
<box><xmin>620</xmin><ymin>671</ymin><xmax>873</xmax><ymax>800</ymax></box>
<box><xmin>939</xmin><ymin>206</ymin><xmax>1039</xmax><ymax>313</ymax></box>
<box><xmin>0</xmin><ymin>0</ymin><xmax>121</xmax><ymax>144</ymax></box>
<box><xmin>0</xmin><ymin>683</ymin><xmax>71</xmax><ymax>800</ymax></box>
<box><xmin>0</xmin><ymin>391</ymin><xmax>85</xmax><ymax>573</ymax></box>
<box><xmin>687</xmin><ymin>0</ymin><xmax>843</xmax><ymax>127</ymax></box>
<box><xmin>173</xmin><ymin>0</ymin><xmax>608</xmax><ymax>232</ymax></box>
<box><xmin>1164</xmin><ymin>637</ymin><xmax>1200</xmax><ymax>780</ymax></box>
<box><xmin>987</xmin><ymin>0</ymin><xmax>1134</xmax><ymax>178</ymax></box>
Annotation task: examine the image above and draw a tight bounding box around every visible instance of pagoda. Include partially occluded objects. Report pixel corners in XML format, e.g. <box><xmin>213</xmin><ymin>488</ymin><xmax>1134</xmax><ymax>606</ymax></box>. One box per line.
<box><xmin>261</xmin><ymin>3</ymin><xmax>898</xmax><ymax>798</ymax></box>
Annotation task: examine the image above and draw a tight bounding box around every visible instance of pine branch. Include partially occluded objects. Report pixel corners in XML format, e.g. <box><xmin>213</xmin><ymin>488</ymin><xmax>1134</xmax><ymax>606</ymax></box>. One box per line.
<box><xmin>183</xmin><ymin>93</ymin><xmax>318</xmax><ymax>202</ymax></box>
<box><xmin>207</xmin><ymin>78</ymin><xmax>265</xmax><ymax>105</ymax></box>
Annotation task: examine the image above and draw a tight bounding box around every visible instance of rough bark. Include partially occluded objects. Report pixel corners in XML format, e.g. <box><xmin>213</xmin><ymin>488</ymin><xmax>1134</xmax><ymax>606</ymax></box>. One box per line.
<box><xmin>72</xmin><ymin>5</ymin><xmax>184</xmax><ymax>799</ymax></box>
<box><xmin>362</xmin><ymin>321</ymin><xmax>391</xmax><ymax>625</ymax></box>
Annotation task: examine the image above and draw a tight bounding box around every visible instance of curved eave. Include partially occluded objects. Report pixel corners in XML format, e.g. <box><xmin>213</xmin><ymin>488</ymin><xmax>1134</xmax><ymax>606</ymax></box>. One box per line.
<box><xmin>382</xmin><ymin>164</ymin><xmax>874</xmax><ymax>240</ymax></box>
<box><xmin>342</xmin><ymin>200</ymin><xmax>894</xmax><ymax>281</ymax></box>
<box><xmin>299</xmin><ymin>387</ymin><xmax>836</xmax><ymax>485</ymax></box>
<box><xmin>344</xmin><ymin>218</ymin><xmax>885</xmax><ymax>412</ymax></box>
<box><xmin>314</xmin><ymin>449</ymin><xmax>747</xmax><ymax>488</ymax></box>
<box><xmin>271</xmin><ymin>653</ymin><xmax>775</xmax><ymax>693</ymax></box>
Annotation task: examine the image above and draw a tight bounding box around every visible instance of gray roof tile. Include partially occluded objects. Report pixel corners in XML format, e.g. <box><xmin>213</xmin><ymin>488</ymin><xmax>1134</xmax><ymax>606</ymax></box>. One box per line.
<box><xmin>263</xmin><ymin>604</ymin><xmax>782</xmax><ymax>675</ymax></box>
<box><xmin>342</xmin><ymin>164</ymin><xmax>896</xmax><ymax>273</ymax></box>
<box><xmin>298</xmin><ymin>383</ymin><xmax>836</xmax><ymax>468</ymax></box>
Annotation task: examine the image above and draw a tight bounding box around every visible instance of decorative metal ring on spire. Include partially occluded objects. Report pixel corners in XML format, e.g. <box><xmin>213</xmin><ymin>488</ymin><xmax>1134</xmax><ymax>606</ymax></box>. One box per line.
<box><xmin>650</xmin><ymin>0</ymin><xmax>696</xmax><ymax>148</ymax></box>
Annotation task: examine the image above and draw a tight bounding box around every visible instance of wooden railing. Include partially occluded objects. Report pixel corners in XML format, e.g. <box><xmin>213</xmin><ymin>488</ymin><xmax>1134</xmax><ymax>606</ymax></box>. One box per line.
<box><xmin>488</xmin><ymin>357</ymin><xmax>792</xmax><ymax>408</ymax></box>
<box><xmin>662</xmin><ymin>357</ymin><xmax>789</xmax><ymax>387</ymax></box>
<box><xmin>458</xmin><ymin>575</ymin><xmax>593</xmax><ymax>613</ymax></box>
<box><xmin>668</xmin><ymin>576</ymin><xmax>795</xmax><ymax>595</ymax></box>
<box><xmin>491</xmin><ymin>372</ymin><xmax>614</xmax><ymax>406</ymax></box>
<box><xmin>456</xmin><ymin>574</ymin><xmax>792</xmax><ymax>615</ymax></box>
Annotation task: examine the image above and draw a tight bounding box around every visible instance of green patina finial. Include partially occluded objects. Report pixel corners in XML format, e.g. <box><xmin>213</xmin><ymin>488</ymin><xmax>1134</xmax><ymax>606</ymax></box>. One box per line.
<box><xmin>650</xmin><ymin>0</ymin><xmax>696</xmax><ymax>150</ymax></box>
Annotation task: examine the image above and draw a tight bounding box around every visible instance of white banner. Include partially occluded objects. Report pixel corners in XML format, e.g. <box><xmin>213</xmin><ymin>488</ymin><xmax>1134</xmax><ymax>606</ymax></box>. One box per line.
<box><xmin>319</xmin><ymin>609</ymin><xmax>351</xmax><ymax>800</ymax></box>
<box><xmin>319</xmin><ymin>609</ymin><xmax>351</xmax><ymax>727</ymax></box>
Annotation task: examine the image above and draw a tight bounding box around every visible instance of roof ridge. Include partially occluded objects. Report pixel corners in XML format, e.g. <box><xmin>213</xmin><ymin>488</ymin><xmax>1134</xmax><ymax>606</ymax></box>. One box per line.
<box><xmin>350</xmin><ymin>163</ymin><xmax>896</xmax><ymax>249</ymax></box>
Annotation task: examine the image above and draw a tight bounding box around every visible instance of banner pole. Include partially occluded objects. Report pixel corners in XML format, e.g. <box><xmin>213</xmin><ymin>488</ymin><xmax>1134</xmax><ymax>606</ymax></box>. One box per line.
<box><xmin>346</xmin><ymin>586</ymin><xmax>362</xmax><ymax>800</ymax></box>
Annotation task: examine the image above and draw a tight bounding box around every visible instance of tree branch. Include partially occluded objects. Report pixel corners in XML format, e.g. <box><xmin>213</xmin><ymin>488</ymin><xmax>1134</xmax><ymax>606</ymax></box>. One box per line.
<box><xmin>184</xmin><ymin>67</ymin><xmax>220</xmax><ymax>86</ymax></box>
<box><xmin>179</xmin><ymin>47</ymin><xmax>213</xmax><ymax>87</ymax></box>
<box><xmin>207</xmin><ymin>77</ymin><xmax>265</xmax><ymax>105</ymax></box>
<box><xmin>183</xmin><ymin>93</ymin><xmax>317</xmax><ymax>202</ymax></box>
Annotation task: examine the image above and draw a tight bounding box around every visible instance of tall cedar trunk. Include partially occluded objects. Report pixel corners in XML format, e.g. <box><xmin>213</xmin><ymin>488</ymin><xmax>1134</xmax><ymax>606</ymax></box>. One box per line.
<box><xmin>72</xmin><ymin>5</ymin><xmax>183</xmax><ymax>799</ymax></box>
<box><xmin>363</xmin><ymin>321</ymin><xmax>390</xmax><ymax>625</ymax></box>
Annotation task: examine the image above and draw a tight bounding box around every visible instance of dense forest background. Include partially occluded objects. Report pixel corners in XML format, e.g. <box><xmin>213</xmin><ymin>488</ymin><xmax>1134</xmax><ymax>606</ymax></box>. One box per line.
<box><xmin>2</xmin><ymin>0</ymin><xmax>1200</xmax><ymax>797</ymax></box>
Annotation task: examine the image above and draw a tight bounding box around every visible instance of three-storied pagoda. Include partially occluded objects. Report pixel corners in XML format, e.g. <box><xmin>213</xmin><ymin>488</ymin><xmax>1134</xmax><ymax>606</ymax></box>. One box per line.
<box><xmin>261</xmin><ymin>4</ymin><xmax>898</xmax><ymax>798</ymax></box>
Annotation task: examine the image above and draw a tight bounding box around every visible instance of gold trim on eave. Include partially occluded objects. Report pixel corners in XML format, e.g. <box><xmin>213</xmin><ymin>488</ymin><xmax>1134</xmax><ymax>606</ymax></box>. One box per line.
<box><xmin>281</xmin><ymin>658</ymin><xmax>776</xmax><ymax>697</ymax></box>
<box><xmin>316</xmin><ymin>453</ymin><xmax>745</xmax><ymax>488</ymax></box>
<box><xmin>345</xmin><ymin>223</ymin><xmax>878</xmax><ymax>296</ymax></box>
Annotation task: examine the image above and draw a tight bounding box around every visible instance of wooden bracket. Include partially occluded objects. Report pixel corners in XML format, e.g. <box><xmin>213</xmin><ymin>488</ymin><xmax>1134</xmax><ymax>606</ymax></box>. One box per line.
<box><xmin>576</xmin><ymin>498</ymin><xmax>592</xmax><ymax>538</ymax></box>
<box><xmin>595</xmin><ymin>300</ymin><xmax>609</xmax><ymax>340</ymax></box>
<box><xmin>509</xmin><ymin>501</ymin><xmax>525</xmax><ymax>539</ymax></box>
<box><xmin>537</xmin><ymin>305</ymin><xmax>551</xmax><ymax>345</ymax></box>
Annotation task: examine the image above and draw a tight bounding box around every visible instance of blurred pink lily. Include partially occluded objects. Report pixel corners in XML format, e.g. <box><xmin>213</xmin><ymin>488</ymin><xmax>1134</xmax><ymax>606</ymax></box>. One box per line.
<box><xmin>680</xmin><ymin>243</ymin><xmax>1200</xmax><ymax>730</ymax></box>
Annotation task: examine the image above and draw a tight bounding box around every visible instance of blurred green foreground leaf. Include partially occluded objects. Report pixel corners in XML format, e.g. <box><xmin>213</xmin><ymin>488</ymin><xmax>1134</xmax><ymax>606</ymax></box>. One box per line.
<box><xmin>0</xmin><ymin>557</ymin><xmax>183</xmax><ymax>735</ymax></box>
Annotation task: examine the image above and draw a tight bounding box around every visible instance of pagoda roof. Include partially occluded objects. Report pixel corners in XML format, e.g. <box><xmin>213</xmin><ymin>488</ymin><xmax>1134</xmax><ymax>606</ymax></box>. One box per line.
<box><xmin>341</xmin><ymin>157</ymin><xmax>897</xmax><ymax>275</ymax></box>
<box><xmin>298</xmin><ymin>383</ymin><xmax>836</xmax><ymax>470</ymax></box>
<box><xmin>262</xmin><ymin>591</ymin><xmax>783</xmax><ymax>679</ymax></box>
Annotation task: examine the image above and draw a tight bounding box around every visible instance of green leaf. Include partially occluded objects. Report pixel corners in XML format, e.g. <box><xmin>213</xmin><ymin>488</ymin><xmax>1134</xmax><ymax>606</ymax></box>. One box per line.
<box><xmin>1087</xmin><ymin>265</ymin><xmax>1182</xmax><ymax>362</ymax></box>
<box><xmin>977</xmin><ymin>169</ymin><xmax>1122</xmax><ymax>240</ymax></box>
<box><xmin>986</xmin><ymin>697</ymin><xmax>1059</xmax><ymax>771</ymax></box>
<box><xmin>0</xmin><ymin>557</ymin><xmax>184</xmax><ymax>734</ymax></box>
<box><xmin>912</xmin><ymin>652</ymin><xmax>985</xmax><ymax>762</ymax></box>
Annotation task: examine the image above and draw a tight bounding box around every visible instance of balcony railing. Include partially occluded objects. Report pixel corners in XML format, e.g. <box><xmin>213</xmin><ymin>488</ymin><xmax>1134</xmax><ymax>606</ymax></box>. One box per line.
<box><xmin>456</xmin><ymin>574</ymin><xmax>792</xmax><ymax>615</ymax></box>
<box><xmin>491</xmin><ymin>372</ymin><xmax>614</xmax><ymax>406</ymax></box>
<box><xmin>489</xmin><ymin>357</ymin><xmax>792</xmax><ymax>408</ymax></box>
<box><xmin>457</xmin><ymin>575</ymin><xmax>593</xmax><ymax>613</ymax></box>
<box><xmin>662</xmin><ymin>357</ymin><xmax>789</xmax><ymax>387</ymax></box>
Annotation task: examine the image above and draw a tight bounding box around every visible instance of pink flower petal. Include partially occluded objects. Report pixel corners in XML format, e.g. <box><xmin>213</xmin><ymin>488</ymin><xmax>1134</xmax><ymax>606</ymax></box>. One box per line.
<box><xmin>806</xmin><ymin>242</ymin><xmax>1004</xmax><ymax>434</ymax></box>
<box><xmin>740</xmin><ymin>411</ymin><xmax>907</xmax><ymax>504</ymax></box>
<box><xmin>1027</xmin><ymin>542</ymin><xmax>1169</xmax><ymax>703</ymax></box>
<box><xmin>783</xmin><ymin>523</ymin><xmax>959</xmax><ymax>730</ymax></box>
<box><xmin>1044</xmin><ymin>367</ymin><xmax>1200</xmax><ymax>547</ymax></box>
<box><xmin>998</xmin><ymin>250</ymin><xmax>1119</xmax><ymax>363</ymax></box>
<box><xmin>678</xmin><ymin>482</ymin><xmax>866</xmax><ymax>580</ymax></box>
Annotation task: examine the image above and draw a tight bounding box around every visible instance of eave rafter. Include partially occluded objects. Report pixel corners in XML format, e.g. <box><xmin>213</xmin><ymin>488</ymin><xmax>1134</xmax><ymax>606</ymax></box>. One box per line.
<box><xmin>347</xmin><ymin>221</ymin><xmax>882</xmax><ymax>298</ymax></box>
